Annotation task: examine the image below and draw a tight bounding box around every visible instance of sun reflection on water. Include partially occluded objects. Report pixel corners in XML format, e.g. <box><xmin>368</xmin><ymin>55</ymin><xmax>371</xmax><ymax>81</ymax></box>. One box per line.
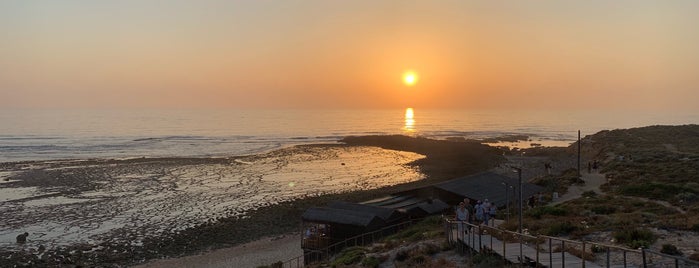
<box><xmin>404</xmin><ymin>108</ymin><xmax>415</xmax><ymax>133</ymax></box>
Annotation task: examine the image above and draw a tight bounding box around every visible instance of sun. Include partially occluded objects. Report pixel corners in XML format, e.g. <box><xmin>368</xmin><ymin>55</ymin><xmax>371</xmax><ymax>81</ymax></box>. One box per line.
<box><xmin>403</xmin><ymin>71</ymin><xmax>418</xmax><ymax>86</ymax></box>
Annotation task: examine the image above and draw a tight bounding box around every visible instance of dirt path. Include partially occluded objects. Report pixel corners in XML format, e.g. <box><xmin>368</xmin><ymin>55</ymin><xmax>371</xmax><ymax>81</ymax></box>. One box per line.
<box><xmin>550</xmin><ymin>170</ymin><xmax>606</xmax><ymax>205</ymax></box>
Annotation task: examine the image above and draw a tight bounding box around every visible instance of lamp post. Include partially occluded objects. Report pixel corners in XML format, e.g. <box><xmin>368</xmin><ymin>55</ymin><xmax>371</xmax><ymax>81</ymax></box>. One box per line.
<box><xmin>510</xmin><ymin>166</ymin><xmax>523</xmax><ymax>234</ymax></box>
<box><xmin>509</xmin><ymin>166</ymin><xmax>524</xmax><ymax>266</ymax></box>
<box><xmin>502</xmin><ymin>182</ymin><xmax>512</xmax><ymax>222</ymax></box>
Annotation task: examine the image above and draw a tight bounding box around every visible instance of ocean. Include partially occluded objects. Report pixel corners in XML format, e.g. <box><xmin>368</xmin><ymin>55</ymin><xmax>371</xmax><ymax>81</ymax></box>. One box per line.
<box><xmin>1</xmin><ymin>108</ymin><xmax>697</xmax><ymax>162</ymax></box>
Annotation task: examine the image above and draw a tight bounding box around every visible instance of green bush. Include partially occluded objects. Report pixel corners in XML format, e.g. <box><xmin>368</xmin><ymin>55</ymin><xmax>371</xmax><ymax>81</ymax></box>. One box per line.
<box><xmin>613</xmin><ymin>228</ymin><xmax>656</xmax><ymax>249</ymax></box>
<box><xmin>545</xmin><ymin>222</ymin><xmax>578</xmax><ymax>236</ymax></box>
<box><xmin>591</xmin><ymin>205</ymin><xmax>616</xmax><ymax>215</ymax></box>
<box><xmin>331</xmin><ymin>246</ymin><xmax>367</xmax><ymax>266</ymax></box>
<box><xmin>361</xmin><ymin>256</ymin><xmax>381</xmax><ymax>268</ymax></box>
<box><xmin>384</xmin><ymin>216</ymin><xmax>442</xmax><ymax>241</ymax></box>
<box><xmin>527</xmin><ymin>206</ymin><xmax>568</xmax><ymax>219</ymax></box>
<box><xmin>691</xmin><ymin>223</ymin><xmax>699</xmax><ymax>233</ymax></box>
<box><xmin>620</xmin><ymin>183</ymin><xmax>696</xmax><ymax>201</ymax></box>
<box><xmin>660</xmin><ymin>244</ymin><xmax>683</xmax><ymax>256</ymax></box>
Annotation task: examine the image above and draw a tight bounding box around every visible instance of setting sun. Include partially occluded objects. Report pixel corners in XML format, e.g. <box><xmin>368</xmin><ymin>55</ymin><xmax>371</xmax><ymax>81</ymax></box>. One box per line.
<box><xmin>403</xmin><ymin>71</ymin><xmax>418</xmax><ymax>86</ymax></box>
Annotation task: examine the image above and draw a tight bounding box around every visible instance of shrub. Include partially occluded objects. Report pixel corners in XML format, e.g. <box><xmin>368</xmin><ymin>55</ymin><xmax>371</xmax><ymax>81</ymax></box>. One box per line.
<box><xmin>394</xmin><ymin>249</ymin><xmax>410</xmax><ymax>262</ymax></box>
<box><xmin>331</xmin><ymin>246</ymin><xmax>366</xmax><ymax>266</ymax></box>
<box><xmin>613</xmin><ymin>228</ymin><xmax>656</xmax><ymax>249</ymax></box>
<box><xmin>620</xmin><ymin>183</ymin><xmax>695</xmax><ymax>201</ymax></box>
<box><xmin>591</xmin><ymin>205</ymin><xmax>616</xmax><ymax>215</ymax></box>
<box><xmin>361</xmin><ymin>256</ymin><xmax>381</xmax><ymax>268</ymax></box>
<box><xmin>545</xmin><ymin>222</ymin><xmax>578</xmax><ymax>236</ymax></box>
<box><xmin>582</xmin><ymin>190</ymin><xmax>597</xmax><ymax>198</ymax></box>
<box><xmin>406</xmin><ymin>254</ymin><xmax>428</xmax><ymax>266</ymax></box>
<box><xmin>527</xmin><ymin>206</ymin><xmax>568</xmax><ymax>219</ymax></box>
<box><xmin>660</xmin><ymin>244</ymin><xmax>683</xmax><ymax>256</ymax></box>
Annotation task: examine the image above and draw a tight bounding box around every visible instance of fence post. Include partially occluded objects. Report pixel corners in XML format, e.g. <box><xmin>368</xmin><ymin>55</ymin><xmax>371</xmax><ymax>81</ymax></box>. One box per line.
<box><xmin>478</xmin><ymin>225</ymin><xmax>482</xmax><ymax>252</ymax></box>
<box><xmin>490</xmin><ymin>228</ymin><xmax>493</xmax><ymax>251</ymax></box>
<box><xmin>641</xmin><ymin>248</ymin><xmax>647</xmax><ymax>268</ymax></box>
<box><xmin>502</xmin><ymin>229</ymin><xmax>506</xmax><ymax>261</ymax></box>
<box><xmin>623</xmin><ymin>250</ymin><xmax>627</xmax><ymax>268</ymax></box>
<box><xmin>606</xmin><ymin>247</ymin><xmax>610</xmax><ymax>268</ymax></box>
<box><xmin>549</xmin><ymin>238</ymin><xmax>553</xmax><ymax>268</ymax></box>
<box><xmin>582</xmin><ymin>240</ymin><xmax>586</xmax><ymax>268</ymax></box>
<box><xmin>519</xmin><ymin>233</ymin><xmax>523</xmax><ymax>266</ymax></box>
<box><xmin>562</xmin><ymin>240</ymin><xmax>566</xmax><ymax>268</ymax></box>
<box><xmin>534</xmin><ymin>236</ymin><xmax>541</xmax><ymax>267</ymax></box>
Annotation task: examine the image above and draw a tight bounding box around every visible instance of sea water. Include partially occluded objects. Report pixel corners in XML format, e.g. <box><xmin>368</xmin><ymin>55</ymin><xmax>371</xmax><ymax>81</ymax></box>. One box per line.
<box><xmin>1</xmin><ymin>108</ymin><xmax>697</xmax><ymax>162</ymax></box>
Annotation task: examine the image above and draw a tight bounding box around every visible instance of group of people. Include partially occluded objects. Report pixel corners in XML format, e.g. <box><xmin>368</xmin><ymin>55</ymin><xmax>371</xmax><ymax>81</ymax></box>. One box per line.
<box><xmin>454</xmin><ymin>198</ymin><xmax>497</xmax><ymax>232</ymax></box>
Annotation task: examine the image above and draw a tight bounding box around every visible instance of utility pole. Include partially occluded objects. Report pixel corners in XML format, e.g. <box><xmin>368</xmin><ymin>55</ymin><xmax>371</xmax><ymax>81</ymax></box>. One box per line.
<box><xmin>506</xmin><ymin>164</ymin><xmax>524</xmax><ymax>265</ymax></box>
<box><xmin>578</xmin><ymin>130</ymin><xmax>581</xmax><ymax>177</ymax></box>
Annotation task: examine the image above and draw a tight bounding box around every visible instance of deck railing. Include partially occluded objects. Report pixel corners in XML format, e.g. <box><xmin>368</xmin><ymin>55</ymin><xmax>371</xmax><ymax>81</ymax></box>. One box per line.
<box><xmin>277</xmin><ymin>219</ymin><xmax>420</xmax><ymax>268</ymax></box>
<box><xmin>445</xmin><ymin>218</ymin><xmax>699</xmax><ymax>268</ymax></box>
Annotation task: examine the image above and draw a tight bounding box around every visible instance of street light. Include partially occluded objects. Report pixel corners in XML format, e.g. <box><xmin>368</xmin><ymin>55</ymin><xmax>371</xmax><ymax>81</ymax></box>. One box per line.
<box><xmin>508</xmin><ymin>166</ymin><xmax>523</xmax><ymax>234</ymax></box>
<box><xmin>501</xmin><ymin>182</ymin><xmax>513</xmax><ymax>222</ymax></box>
<box><xmin>508</xmin><ymin>165</ymin><xmax>524</xmax><ymax>266</ymax></box>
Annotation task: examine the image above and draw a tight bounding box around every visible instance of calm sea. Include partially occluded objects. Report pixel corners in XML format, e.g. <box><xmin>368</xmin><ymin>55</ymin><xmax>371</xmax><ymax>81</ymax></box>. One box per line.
<box><xmin>1</xmin><ymin>108</ymin><xmax>697</xmax><ymax>162</ymax></box>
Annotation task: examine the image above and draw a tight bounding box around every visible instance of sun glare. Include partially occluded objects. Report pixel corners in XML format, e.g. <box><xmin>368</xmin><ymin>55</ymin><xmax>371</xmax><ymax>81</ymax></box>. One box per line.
<box><xmin>404</xmin><ymin>108</ymin><xmax>415</xmax><ymax>132</ymax></box>
<box><xmin>403</xmin><ymin>71</ymin><xmax>418</xmax><ymax>86</ymax></box>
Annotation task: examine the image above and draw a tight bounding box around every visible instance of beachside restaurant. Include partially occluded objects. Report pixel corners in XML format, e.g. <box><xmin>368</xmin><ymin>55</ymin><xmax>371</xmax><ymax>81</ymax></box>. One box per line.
<box><xmin>300</xmin><ymin>200</ymin><xmax>411</xmax><ymax>248</ymax></box>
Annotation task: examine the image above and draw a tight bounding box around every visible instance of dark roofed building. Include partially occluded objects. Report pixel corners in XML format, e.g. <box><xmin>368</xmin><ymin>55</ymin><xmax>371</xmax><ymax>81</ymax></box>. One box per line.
<box><xmin>327</xmin><ymin>201</ymin><xmax>405</xmax><ymax>224</ymax></box>
<box><xmin>431</xmin><ymin>171</ymin><xmax>544</xmax><ymax>207</ymax></box>
<box><xmin>363</xmin><ymin>196</ymin><xmax>450</xmax><ymax>218</ymax></box>
<box><xmin>302</xmin><ymin>207</ymin><xmax>385</xmax><ymax>230</ymax></box>
<box><xmin>301</xmin><ymin>207</ymin><xmax>386</xmax><ymax>250</ymax></box>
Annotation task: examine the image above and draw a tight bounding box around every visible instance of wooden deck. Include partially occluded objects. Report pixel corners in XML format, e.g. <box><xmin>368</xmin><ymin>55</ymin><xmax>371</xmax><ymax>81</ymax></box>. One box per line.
<box><xmin>450</xmin><ymin>227</ymin><xmax>640</xmax><ymax>268</ymax></box>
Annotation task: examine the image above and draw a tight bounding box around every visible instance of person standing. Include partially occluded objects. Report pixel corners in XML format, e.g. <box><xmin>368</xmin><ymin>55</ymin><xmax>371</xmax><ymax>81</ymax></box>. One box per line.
<box><xmin>475</xmin><ymin>200</ymin><xmax>485</xmax><ymax>224</ymax></box>
<box><xmin>482</xmin><ymin>199</ymin><xmax>491</xmax><ymax>225</ymax></box>
<box><xmin>488</xmin><ymin>203</ymin><xmax>497</xmax><ymax>226</ymax></box>
<box><xmin>455</xmin><ymin>202</ymin><xmax>470</xmax><ymax>235</ymax></box>
<box><xmin>463</xmin><ymin>198</ymin><xmax>474</xmax><ymax>223</ymax></box>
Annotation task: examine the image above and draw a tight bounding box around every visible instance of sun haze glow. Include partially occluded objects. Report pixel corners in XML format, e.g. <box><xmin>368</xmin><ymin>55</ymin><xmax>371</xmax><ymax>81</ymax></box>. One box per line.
<box><xmin>403</xmin><ymin>71</ymin><xmax>418</xmax><ymax>86</ymax></box>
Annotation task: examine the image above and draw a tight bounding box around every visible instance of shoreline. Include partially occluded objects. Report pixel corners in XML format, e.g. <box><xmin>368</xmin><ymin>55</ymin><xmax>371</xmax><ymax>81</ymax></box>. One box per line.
<box><xmin>0</xmin><ymin>135</ymin><xmax>504</xmax><ymax>267</ymax></box>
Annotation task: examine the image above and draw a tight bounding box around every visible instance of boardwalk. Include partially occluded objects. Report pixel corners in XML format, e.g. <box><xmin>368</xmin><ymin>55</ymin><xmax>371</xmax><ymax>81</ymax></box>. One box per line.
<box><xmin>445</xmin><ymin>220</ymin><xmax>699</xmax><ymax>268</ymax></box>
<box><xmin>450</xmin><ymin>227</ymin><xmax>604</xmax><ymax>267</ymax></box>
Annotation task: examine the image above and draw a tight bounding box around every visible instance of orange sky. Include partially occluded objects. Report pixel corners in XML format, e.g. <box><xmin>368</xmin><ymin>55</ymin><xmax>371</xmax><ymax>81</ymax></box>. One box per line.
<box><xmin>1</xmin><ymin>1</ymin><xmax>698</xmax><ymax>111</ymax></box>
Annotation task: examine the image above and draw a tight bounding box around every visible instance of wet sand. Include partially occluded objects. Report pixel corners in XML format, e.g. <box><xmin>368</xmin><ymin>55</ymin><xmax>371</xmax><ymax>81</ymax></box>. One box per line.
<box><xmin>0</xmin><ymin>136</ymin><xmax>503</xmax><ymax>267</ymax></box>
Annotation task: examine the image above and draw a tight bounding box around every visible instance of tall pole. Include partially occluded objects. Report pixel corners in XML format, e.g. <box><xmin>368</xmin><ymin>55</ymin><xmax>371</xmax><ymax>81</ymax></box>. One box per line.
<box><xmin>506</xmin><ymin>186</ymin><xmax>510</xmax><ymax>222</ymax></box>
<box><xmin>517</xmin><ymin>168</ymin><xmax>523</xmax><ymax>234</ymax></box>
<box><xmin>516</xmin><ymin>167</ymin><xmax>523</xmax><ymax>266</ymax></box>
<box><xmin>578</xmin><ymin>130</ymin><xmax>581</xmax><ymax>177</ymax></box>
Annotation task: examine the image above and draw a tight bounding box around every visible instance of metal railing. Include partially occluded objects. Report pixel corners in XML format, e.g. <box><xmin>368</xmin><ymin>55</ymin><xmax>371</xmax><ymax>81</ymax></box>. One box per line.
<box><xmin>445</xmin><ymin>218</ymin><xmax>699</xmax><ymax>268</ymax></box>
<box><xmin>276</xmin><ymin>219</ymin><xmax>420</xmax><ymax>268</ymax></box>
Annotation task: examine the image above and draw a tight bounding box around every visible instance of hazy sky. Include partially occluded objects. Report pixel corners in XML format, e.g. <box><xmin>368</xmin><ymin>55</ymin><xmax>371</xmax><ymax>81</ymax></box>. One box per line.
<box><xmin>2</xmin><ymin>1</ymin><xmax>698</xmax><ymax>111</ymax></box>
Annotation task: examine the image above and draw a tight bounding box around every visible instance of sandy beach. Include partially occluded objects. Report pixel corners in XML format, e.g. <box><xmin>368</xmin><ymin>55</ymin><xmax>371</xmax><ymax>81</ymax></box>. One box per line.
<box><xmin>0</xmin><ymin>136</ymin><xmax>502</xmax><ymax>266</ymax></box>
<box><xmin>0</xmin><ymin>144</ymin><xmax>424</xmax><ymax>266</ymax></box>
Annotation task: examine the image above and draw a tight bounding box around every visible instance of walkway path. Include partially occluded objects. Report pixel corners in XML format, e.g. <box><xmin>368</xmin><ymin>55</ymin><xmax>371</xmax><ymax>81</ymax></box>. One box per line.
<box><xmin>550</xmin><ymin>170</ymin><xmax>606</xmax><ymax>205</ymax></box>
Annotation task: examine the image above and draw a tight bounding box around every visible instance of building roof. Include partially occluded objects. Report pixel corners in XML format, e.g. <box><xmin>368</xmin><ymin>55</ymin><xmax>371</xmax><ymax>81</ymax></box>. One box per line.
<box><xmin>327</xmin><ymin>201</ymin><xmax>403</xmax><ymax>222</ymax></box>
<box><xmin>302</xmin><ymin>207</ymin><xmax>385</xmax><ymax>228</ymax></box>
<box><xmin>434</xmin><ymin>171</ymin><xmax>544</xmax><ymax>207</ymax></box>
<box><xmin>400</xmin><ymin>198</ymin><xmax>450</xmax><ymax>216</ymax></box>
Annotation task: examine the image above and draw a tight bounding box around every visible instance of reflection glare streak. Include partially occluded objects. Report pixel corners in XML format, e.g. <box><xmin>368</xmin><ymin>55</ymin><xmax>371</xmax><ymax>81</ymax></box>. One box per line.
<box><xmin>404</xmin><ymin>108</ymin><xmax>415</xmax><ymax>132</ymax></box>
